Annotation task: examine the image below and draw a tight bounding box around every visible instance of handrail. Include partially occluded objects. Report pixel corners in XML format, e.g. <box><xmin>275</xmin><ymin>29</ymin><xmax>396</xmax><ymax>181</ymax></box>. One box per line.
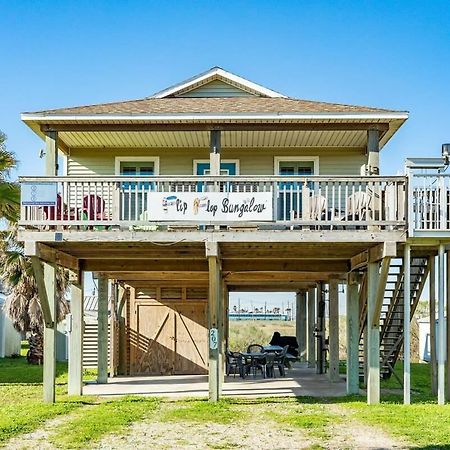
<box><xmin>19</xmin><ymin>175</ymin><xmax>407</xmax><ymax>183</ymax></box>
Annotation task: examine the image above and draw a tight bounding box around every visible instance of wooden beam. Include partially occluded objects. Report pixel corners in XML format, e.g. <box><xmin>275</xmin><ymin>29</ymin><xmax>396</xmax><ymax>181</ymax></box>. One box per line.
<box><xmin>367</xmin><ymin>129</ymin><xmax>380</xmax><ymax>175</ymax></box>
<box><xmin>228</xmin><ymin>283</ymin><xmax>316</xmax><ymax>292</ymax></box>
<box><xmin>42</xmin><ymin>261</ymin><xmax>57</xmax><ymax>403</ymax></box>
<box><xmin>307</xmin><ymin>287</ymin><xmax>316</xmax><ymax>368</ymax></box>
<box><xmin>208</xmin><ymin>253</ymin><xmax>222</xmax><ymax>402</ymax></box>
<box><xmin>40</xmin><ymin>122</ymin><xmax>390</xmax><ymax>133</ymax></box>
<box><xmin>106</xmin><ymin>272</ymin><xmax>209</xmax><ymax>282</ymax></box>
<box><xmin>30</xmin><ymin>257</ymin><xmax>52</xmax><ymax>327</ymax></box>
<box><xmin>350</xmin><ymin>251</ymin><xmax>368</xmax><ymax>271</ymax></box>
<box><xmin>346</xmin><ymin>274</ymin><xmax>360</xmax><ymax>394</ymax></box>
<box><xmin>68</xmin><ymin>272</ymin><xmax>84</xmax><ymax>396</ymax></box>
<box><xmin>437</xmin><ymin>244</ymin><xmax>446</xmax><ymax>405</ymax></box>
<box><xmin>97</xmin><ymin>275</ymin><xmax>108</xmax><ymax>384</ymax></box>
<box><xmin>81</xmin><ymin>259</ymin><xmax>209</xmax><ymax>272</ymax></box>
<box><xmin>369</xmin><ymin>241</ymin><xmax>397</xmax><ymax>262</ymax></box>
<box><xmin>25</xmin><ymin>242</ymin><xmax>79</xmax><ymax>273</ymax></box>
<box><xmin>45</xmin><ymin>131</ymin><xmax>58</xmax><ymax>176</ymax></box>
<box><xmin>447</xmin><ymin>252</ymin><xmax>450</xmax><ymax>401</ymax></box>
<box><xmin>372</xmin><ymin>256</ymin><xmax>392</xmax><ymax>328</ymax></box>
<box><xmin>209</xmin><ymin>130</ymin><xmax>221</xmax><ymax>176</ymax></box>
<box><xmin>328</xmin><ymin>280</ymin><xmax>340</xmax><ymax>382</ymax></box>
<box><xmin>403</xmin><ymin>243</ymin><xmax>411</xmax><ymax>405</ymax></box>
<box><xmin>429</xmin><ymin>256</ymin><xmax>438</xmax><ymax>396</ymax></box>
<box><xmin>296</xmin><ymin>291</ymin><xmax>307</xmax><ymax>362</ymax></box>
<box><xmin>224</xmin><ymin>271</ymin><xmax>346</xmax><ymax>283</ymax></box>
<box><xmin>223</xmin><ymin>259</ymin><xmax>349</xmax><ymax>273</ymax></box>
<box><xmin>367</xmin><ymin>261</ymin><xmax>380</xmax><ymax>404</ymax></box>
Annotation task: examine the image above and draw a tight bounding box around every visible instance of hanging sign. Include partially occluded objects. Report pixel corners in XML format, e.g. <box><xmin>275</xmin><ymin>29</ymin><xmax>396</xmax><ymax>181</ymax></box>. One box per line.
<box><xmin>21</xmin><ymin>182</ymin><xmax>58</xmax><ymax>206</ymax></box>
<box><xmin>147</xmin><ymin>191</ymin><xmax>273</xmax><ymax>222</ymax></box>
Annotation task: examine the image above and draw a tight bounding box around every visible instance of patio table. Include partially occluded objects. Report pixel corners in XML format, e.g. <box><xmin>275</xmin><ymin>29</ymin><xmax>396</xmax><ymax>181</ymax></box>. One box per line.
<box><xmin>262</xmin><ymin>345</ymin><xmax>284</xmax><ymax>352</ymax></box>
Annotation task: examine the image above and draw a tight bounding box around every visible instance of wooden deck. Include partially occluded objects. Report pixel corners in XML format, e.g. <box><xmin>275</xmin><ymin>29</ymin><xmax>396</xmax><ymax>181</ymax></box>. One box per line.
<box><xmin>83</xmin><ymin>363</ymin><xmax>348</xmax><ymax>398</ymax></box>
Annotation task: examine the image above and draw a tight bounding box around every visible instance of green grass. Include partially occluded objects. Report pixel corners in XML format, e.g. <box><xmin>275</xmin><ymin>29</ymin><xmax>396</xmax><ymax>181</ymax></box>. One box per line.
<box><xmin>0</xmin><ymin>350</ymin><xmax>96</xmax><ymax>444</ymax></box>
<box><xmin>343</xmin><ymin>400</ymin><xmax>450</xmax><ymax>447</ymax></box>
<box><xmin>51</xmin><ymin>397</ymin><xmax>159</xmax><ymax>449</ymax></box>
<box><xmin>162</xmin><ymin>399</ymin><xmax>246</xmax><ymax>424</ymax></box>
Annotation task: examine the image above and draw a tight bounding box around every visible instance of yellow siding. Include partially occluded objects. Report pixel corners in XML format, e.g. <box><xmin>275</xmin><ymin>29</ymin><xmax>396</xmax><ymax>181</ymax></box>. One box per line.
<box><xmin>67</xmin><ymin>148</ymin><xmax>366</xmax><ymax>177</ymax></box>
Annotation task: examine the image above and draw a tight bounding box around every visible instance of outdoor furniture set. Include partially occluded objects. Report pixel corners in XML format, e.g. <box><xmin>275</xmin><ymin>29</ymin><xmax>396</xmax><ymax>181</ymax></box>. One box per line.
<box><xmin>225</xmin><ymin>344</ymin><xmax>290</xmax><ymax>379</ymax></box>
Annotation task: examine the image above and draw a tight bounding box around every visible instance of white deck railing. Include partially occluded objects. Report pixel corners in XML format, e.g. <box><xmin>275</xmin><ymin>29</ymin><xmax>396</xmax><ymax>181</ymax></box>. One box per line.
<box><xmin>409</xmin><ymin>173</ymin><xmax>450</xmax><ymax>235</ymax></box>
<box><xmin>19</xmin><ymin>175</ymin><xmax>407</xmax><ymax>230</ymax></box>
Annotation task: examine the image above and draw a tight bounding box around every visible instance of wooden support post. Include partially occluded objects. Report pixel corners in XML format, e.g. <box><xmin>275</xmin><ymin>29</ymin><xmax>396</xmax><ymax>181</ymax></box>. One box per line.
<box><xmin>110</xmin><ymin>282</ymin><xmax>118</xmax><ymax>378</ymax></box>
<box><xmin>437</xmin><ymin>244</ymin><xmax>446</xmax><ymax>405</ymax></box>
<box><xmin>307</xmin><ymin>287</ymin><xmax>316</xmax><ymax>368</ymax></box>
<box><xmin>68</xmin><ymin>272</ymin><xmax>84</xmax><ymax>396</ymax></box>
<box><xmin>328</xmin><ymin>280</ymin><xmax>340</xmax><ymax>382</ymax></box>
<box><xmin>429</xmin><ymin>257</ymin><xmax>438</xmax><ymax>396</ymax></box>
<box><xmin>117</xmin><ymin>285</ymin><xmax>128</xmax><ymax>376</ymax></box>
<box><xmin>347</xmin><ymin>274</ymin><xmax>360</xmax><ymax>394</ymax></box>
<box><xmin>367</xmin><ymin>261</ymin><xmax>380</xmax><ymax>404</ymax></box>
<box><xmin>97</xmin><ymin>275</ymin><xmax>109</xmax><ymax>384</ymax></box>
<box><xmin>45</xmin><ymin>131</ymin><xmax>58</xmax><ymax>176</ymax></box>
<box><xmin>446</xmin><ymin>252</ymin><xmax>450</xmax><ymax>402</ymax></box>
<box><xmin>404</xmin><ymin>243</ymin><xmax>411</xmax><ymax>405</ymax></box>
<box><xmin>30</xmin><ymin>258</ymin><xmax>58</xmax><ymax>404</ymax></box>
<box><xmin>209</xmin><ymin>130</ymin><xmax>221</xmax><ymax>176</ymax></box>
<box><xmin>296</xmin><ymin>291</ymin><xmax>307</xmax><ymax>362</ymax></box>
<box><xmin>207</xmin><ymin>242</ymin><xmax>223</xmax><ymax>402</ymax></box>
<box><xmin>367</xmin><ymin>129</ymin><xmax>380</xmax><ymax>175</ymax></box>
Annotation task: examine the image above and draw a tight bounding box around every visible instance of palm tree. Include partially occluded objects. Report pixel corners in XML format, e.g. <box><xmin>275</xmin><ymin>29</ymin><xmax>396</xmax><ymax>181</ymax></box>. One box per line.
<box><xmin>0</xmin><ymin>131</ymin><xmax>20</xmax><ymax>222</ymax></box>
<box><xmin>0</xmin><ymin>131</ymin><xmax>69</xmax><ymax>363</ymax></box>
<box><xmin>0</xmin><ymin>227</ymin><xmax>70</xmax><ymax>363</ymax></box>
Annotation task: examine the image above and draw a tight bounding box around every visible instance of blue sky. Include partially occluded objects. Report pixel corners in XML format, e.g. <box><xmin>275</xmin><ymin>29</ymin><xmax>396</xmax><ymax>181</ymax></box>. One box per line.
<box><xmin>1</xmin><ymin>0</ymin><xmax>449</xmax><ymax>177</ymax></box>
<box><xmin>1</xmin><ymin>1</ymin><xmax>449</xmax><ymax>308</ymax></box>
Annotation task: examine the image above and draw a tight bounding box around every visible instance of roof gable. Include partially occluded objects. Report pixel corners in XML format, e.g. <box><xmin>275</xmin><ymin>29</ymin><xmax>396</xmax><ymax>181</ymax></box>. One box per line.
<box><xmin>150</xmin><ymin>67</ymin><xmax>287</xmax><ymax>99</ymax></box>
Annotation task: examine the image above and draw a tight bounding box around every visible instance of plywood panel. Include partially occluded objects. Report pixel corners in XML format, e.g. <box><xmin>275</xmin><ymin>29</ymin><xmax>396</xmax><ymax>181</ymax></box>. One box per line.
<box><xmin>174</xmin><ymin>302</ymin><xmax>208</xmax><ymax>374</ymax></box>
<box><xmin>132</xmin><ymin>303</ymin><xmax>175</xmax><ymax>375</ymax></box>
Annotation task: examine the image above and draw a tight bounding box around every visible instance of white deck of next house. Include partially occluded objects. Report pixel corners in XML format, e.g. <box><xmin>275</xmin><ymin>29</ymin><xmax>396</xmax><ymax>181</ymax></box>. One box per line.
<box><xmin>84</xmin><ymin>363</ymin><xmax>348</xmax><ymax>399</ymax></box>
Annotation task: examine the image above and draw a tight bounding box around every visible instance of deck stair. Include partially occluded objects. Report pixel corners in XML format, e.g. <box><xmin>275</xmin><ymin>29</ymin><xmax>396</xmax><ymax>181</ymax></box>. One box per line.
<box><xmin>358</xmin><ymin>257</ymin><xmax>429</xmax><ymax>382</ymax></box>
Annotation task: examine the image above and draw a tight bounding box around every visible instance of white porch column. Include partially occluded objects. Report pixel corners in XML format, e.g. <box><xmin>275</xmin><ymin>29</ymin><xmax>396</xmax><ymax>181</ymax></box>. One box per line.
<box><xmin>209</xmin><ymin>130</ymin><xmax>221</xmax><ymax>176</ymax></box>
<box><xmin>367</xmin><ymin>261</ymin><xmax>380</xmax><ymax>404</ymax></box>
<box><xmin>438</xmin><ymin>244</ymin><xmax>446</xmax><ymax>404</ymax></box>
<box><xmin>346</xmin><ymin>274</ymin><xmax>360</xmax><ymax>394</ymax></box>
<box><xmin>366</xmin><ymin>129</ymin><xmax>380</xmax><ymax>175</ymax></box>
<box><xmin>97</xmin><ymin>275</ymin><xmax>109</xmax><ymax>384</ymax></box>
<box><xmin>68</xmin><ymin>272</ymin><xmax>84</xmax><ymax>395</ymax></box>
<box><xmin>45</xmin><ymin>131</ymin><xmax>58</xmax><ymax>176</ymax></box>
<box><xmin>296</xmin><ymin>290</ymin><xmax>307</xmax><ymax>362</ymax></box>
<box><xmin>446</xmin><ymin>252</ymin><xmax>450</xmax><ymax>401</ymax></box>
<box><xmin>328</xmin><ymin>280</ymin><xmax>340</xmax><ymax>382</ymax></box>
<box><xmin>429</xmin><ymin>256</ymin><xmax>438</xmax><ymax>396</ymax></box>
<box><xmin>403</xmin><ymin>243</ymin><xmax>411</xmax><ymax>404</ymax></box>
<box><xmin>307</xmin><ymin>287</ymin><xmax>316</xmax><ymax>368</ymax></box>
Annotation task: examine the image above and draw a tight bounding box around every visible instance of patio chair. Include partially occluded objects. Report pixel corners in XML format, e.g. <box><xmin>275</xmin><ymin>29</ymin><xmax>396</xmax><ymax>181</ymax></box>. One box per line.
<box><xmin>246</xmin><ymin>344</ymin><xmax>264</xmax><ymax>353</ymax></box>
<box><xmin>42</xmin><ymin>193</ymin><xmax>79</xmax><ymax>228</ymax></box>
<box><xmin>273</xmin><ymin>345</ymin><xmax>289</xmax><ymax>377</ymax></box>
<box><xmin>346</xmin><ymin>190</ymin><xmax>372</xmax><ymax>222</ymax></box>
<box><xmin>264</xmin><ymin>352</ymin><xmax>277</xmax><ymax>378</ymax></box>
<box><xmin>225</xmin><ymin>351</ymin><xmax>242</xmax><ymax>378</ymax></box>
<box><xmin>82</xmin><ymin>194</ymin><xmax>110</xmax><ymax>230</ymax></box>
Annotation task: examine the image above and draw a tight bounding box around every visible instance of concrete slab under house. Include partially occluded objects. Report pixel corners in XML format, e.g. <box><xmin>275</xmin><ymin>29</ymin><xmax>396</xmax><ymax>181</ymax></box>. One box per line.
<box><xmin>18</xmin><ymin>66</ymin><xmax>450</xmax><ymax>405</ymax></box>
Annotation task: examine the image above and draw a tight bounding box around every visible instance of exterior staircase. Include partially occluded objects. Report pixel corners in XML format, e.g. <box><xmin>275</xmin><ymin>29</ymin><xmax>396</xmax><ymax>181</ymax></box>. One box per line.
<box><xmin>358</xmin><ymin>257</ymin><xmax>429</xmax><ymax>382</ymax></box>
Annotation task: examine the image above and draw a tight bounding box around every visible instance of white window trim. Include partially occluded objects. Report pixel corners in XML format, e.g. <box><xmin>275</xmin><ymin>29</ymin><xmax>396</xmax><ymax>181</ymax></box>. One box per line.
<box><xmin>193</xmin><ymin>159</ymin><xmax>240</xmax><ymax>175</ymax></box>
<box><xmin>274</xmin><ymin>156</ymin><xmax>320</xmax><ymax>175</ymax></box>
<box><xmin>114</xmin><ymin>157</ymin><xmax>160</xmax><ymax>175</ymax></box>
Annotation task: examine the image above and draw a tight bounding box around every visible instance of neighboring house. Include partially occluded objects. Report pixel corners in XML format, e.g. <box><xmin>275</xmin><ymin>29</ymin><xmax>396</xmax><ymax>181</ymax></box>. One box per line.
<box><xmin>0</xmin><ymin>288</ymin><xmax>21</xmax><ymax>358</ymax></box>
<box><xmin>418</xmin><ymin>316</ymin><xmax>448</xmax><ymax>363</ymax></box>
<box><xmin>17</xmin><ymin>66</ymin><xmax>450</xmax><ymax>404</ymax></box>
